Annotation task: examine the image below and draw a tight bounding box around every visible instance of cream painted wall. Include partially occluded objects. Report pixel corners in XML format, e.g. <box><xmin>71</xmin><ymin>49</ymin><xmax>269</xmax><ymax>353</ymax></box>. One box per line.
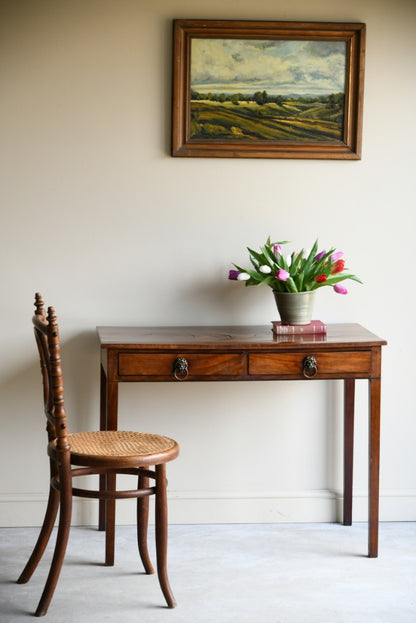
<box><xmin>1</xmin><ymin>0</ymin><xmax>415</xmax><ymax>527</ymax></box>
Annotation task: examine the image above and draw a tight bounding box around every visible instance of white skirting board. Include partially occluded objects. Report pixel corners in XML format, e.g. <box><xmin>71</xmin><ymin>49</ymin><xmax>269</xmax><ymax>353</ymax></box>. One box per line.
<box><xmin>1</xmin><ymin>489</ymin><xmax>416</xmax><ymax>527</ymax></box>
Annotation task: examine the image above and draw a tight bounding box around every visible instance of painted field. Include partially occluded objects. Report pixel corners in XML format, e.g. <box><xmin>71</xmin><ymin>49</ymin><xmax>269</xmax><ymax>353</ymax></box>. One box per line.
<box><xmin>190</xmin><ymin>99</ymin><xmax>344</xmax><ymax>142</ymax></box>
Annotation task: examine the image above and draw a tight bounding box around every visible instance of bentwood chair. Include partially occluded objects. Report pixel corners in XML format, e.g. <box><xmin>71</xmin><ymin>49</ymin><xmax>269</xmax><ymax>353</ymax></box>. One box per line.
<box><xmin>17</xmin><ymin>294</ymin><xmax>179</xmax><ymax>616</ymax></box>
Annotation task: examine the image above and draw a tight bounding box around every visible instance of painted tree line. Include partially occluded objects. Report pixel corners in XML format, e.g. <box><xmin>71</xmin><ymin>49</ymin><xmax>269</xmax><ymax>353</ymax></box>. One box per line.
<box><xmin>191</xmin><ymin>89</ymin><xmax>344</xmax><ymax>109</ymax></box>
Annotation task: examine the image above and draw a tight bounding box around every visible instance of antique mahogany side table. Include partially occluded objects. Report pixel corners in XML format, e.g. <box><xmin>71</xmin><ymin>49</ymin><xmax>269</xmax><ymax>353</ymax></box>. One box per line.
<box><xmin>97</xmin><ymin>323</ymin><xmax>386</xmax><ymax>562</ymax></box>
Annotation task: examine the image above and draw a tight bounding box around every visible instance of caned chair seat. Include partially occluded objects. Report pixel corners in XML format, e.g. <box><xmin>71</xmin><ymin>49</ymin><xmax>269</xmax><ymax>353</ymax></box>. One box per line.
<box><xmin>59</xmin><ymin>430</ymin><xmax>178</xmax><ymax>466</ymax></box>
<box><xmin>17</xmin><ymin>294</ymin><xmax>179</xmax><ymax>616</ymax></box>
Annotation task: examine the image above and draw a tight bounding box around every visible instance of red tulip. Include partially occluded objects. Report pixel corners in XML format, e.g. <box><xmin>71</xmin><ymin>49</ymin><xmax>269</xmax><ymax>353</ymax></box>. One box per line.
<box><xmin>331</xmin><ymin>259</ymin><xmax>345</xmax><ymax>274</ymax></box>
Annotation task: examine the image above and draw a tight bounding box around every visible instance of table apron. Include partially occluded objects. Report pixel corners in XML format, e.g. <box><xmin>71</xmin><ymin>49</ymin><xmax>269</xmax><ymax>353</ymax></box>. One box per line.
<box><xmin>104</xmin><ymin>348</ymin><xmax>376</xmax><ymax>382</ymax></box>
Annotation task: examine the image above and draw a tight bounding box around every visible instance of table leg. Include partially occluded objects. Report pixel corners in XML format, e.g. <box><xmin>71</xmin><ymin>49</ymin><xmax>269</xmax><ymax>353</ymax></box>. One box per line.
<box><xmin>368</xmin><ymin>377</ymin><xmax>381</xmax><ymax>558</ymax></box>
<box><xmin>99</xmin><ymin>364</ymin><xmax>107</xmax><ymax>531</ymax></box>
<box><xmin>343</xmin><ymin>379</ymin><xmax>355</xmax><ymax>526</ymax></box>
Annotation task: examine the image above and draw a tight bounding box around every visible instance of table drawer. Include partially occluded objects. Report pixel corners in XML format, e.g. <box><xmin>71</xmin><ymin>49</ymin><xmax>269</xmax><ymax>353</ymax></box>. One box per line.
<box><xmin>249</xmin><ymin>350</ymin><xmax>372</xmax><ymax>378</ymax></box>
<box><xmin>118</xmin><ymin>352</ymin><xmax>244</xmax><ymax>379</ymax></box>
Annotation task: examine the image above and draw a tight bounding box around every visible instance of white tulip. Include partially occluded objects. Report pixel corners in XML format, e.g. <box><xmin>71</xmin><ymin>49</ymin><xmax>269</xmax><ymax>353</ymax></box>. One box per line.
<box><xmin>259</xmin><ymin>265</ymin><xmax>272</xmax><ymax>274</ymax></box>
<box><xmin>237</xmin><ymin>272</ymin><xmax>251</xmax><ymax>281</ymax></box>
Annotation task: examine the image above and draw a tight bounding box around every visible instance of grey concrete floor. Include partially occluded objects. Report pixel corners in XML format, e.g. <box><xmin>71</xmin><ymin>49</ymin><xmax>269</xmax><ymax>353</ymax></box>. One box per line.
<box><xmin>1</xmin><ymin>522</ymin><xmax>415</xmax><ymax>622</ymax></box>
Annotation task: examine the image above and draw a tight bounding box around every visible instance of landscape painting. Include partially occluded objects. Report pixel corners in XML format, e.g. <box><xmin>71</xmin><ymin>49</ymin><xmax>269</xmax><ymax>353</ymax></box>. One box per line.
<box><xmin>190</xmin><ymin>38</ymin><xmax>347</xmax><ymax>143</ymax></box>
<box><xmin>172</xmin><ymin>21</ymin><xmax>366</xmax><ymax>159</ymax></box>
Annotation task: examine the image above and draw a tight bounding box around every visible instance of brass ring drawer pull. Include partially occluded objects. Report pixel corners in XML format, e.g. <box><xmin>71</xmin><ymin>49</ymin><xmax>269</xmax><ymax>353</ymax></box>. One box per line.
<box><xmin>173</xmin><ymin>357</ymin><xmax>189</xmax><ymax>380</ymax></box>
<box><xmin>303</xmin><ymin>355</ymin><xmax>318</xmax><ymax>378</ymax></box>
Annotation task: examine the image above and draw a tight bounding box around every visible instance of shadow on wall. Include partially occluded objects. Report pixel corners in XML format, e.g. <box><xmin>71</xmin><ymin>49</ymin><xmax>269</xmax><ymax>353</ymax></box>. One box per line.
<box><xmin>176</xmin><ymin>277</ymin><xmax>273</xmax><ymax>325</ymax></box>
<box><xmin>325</xmin><ymin>379</ymin><xmax>343</xmax><ymax>519</ymax></box>
<box><xmin>59</xmin><ymin>330</ymin><xmax>101</xmax><ymax>431</ymax></box>
<box><xmin>1</xmin><ymin>330</ymin><xmax>100</xmax><ymax>437</ymax></box>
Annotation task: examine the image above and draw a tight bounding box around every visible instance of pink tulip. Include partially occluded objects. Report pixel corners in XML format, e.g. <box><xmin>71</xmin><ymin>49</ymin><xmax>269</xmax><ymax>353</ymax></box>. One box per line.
<box><xmin>334</xmin><ymin>283</ymin><xmax>348</xmax><ymax>294</ymax></box>
<box><xmin>276</xmin><ymin>269</ymin><xmax>290</xmax><ymax>281</ymax></box>
<box><xmin>331</xmin><ymin>251</ymin><xmax>344</xmax><ymax>261</ymax></box>
<box><xmin>272</xmin><ymin>244</ymin><xmax>282</xmax><ymax>257</ymax></box>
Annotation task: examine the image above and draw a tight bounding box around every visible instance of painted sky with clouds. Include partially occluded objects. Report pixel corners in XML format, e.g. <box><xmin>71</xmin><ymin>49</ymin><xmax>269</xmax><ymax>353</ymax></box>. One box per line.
<box><xmin>191</xmin><ymin>39</ymin><xmax>346</xmax><ymax>96</ymax></box>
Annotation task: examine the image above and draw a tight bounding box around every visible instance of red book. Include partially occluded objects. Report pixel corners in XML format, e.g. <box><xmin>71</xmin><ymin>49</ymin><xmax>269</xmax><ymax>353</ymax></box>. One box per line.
<box><xmin>271</xmin><ymin>320</ymin><xmax>327</xmax><ymax>335</ymax></box>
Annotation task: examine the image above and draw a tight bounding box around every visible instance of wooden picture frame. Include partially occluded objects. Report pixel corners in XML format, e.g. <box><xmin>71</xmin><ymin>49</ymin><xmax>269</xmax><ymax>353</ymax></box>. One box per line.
<box><xmin>172</xmin><ymin>20</ymin><xmax>365</xmax><ymax>159</ymax></box>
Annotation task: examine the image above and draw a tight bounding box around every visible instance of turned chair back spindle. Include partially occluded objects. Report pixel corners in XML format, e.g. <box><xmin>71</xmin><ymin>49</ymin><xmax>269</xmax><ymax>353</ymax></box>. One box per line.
<box><xmin>33</xmin><ymin>293</ymin><xmax>69</xmax><ymax>450</ymax></box>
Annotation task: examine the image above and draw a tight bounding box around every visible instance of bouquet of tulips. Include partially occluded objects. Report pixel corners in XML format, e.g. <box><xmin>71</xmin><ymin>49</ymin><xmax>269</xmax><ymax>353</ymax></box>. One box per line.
<box><xmin>229</xmin><ymin>237</ymin><xmax>362</xmax><ymax>294</ymax></box>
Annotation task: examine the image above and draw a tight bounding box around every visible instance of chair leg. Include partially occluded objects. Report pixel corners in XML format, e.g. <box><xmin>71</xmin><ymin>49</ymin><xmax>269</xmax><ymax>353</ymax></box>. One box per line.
<box><xmin>105</xmin><ymin>473</ymin><xmax>116</xmax><ymax>566</ymax></box>
<box><xmin>137</xmin><ymin>470</ymin><xmax>154</xmax><ymax>575</ymax></box>
<box><xmin>155</xmin><ymin>463</ymin><xmax>176</xmax><ymax>608</ymax></box>
<box><xmin>17</xmin><ymin>485</ymin><xmax>60</xmax><ymax>585</ymax></box>
<box><xmin>35</xmin><ymin>478</ymin><xmax>72</xmax><ymax>617</ymax></box>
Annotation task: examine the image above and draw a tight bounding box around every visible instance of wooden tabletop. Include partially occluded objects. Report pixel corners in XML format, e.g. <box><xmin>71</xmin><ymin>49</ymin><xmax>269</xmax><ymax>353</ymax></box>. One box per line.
<box><xmin>97</xmin><ymin>323</ymin><xmax>387</xmax><ymax>351</ymax></box>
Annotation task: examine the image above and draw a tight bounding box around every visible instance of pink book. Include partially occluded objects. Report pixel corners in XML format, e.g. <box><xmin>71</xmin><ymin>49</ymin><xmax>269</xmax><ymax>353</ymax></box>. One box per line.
<box><xmin>271</xmin><ymin>319</ymin><xmax>327</xmax><ymax>335</ymax></box>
